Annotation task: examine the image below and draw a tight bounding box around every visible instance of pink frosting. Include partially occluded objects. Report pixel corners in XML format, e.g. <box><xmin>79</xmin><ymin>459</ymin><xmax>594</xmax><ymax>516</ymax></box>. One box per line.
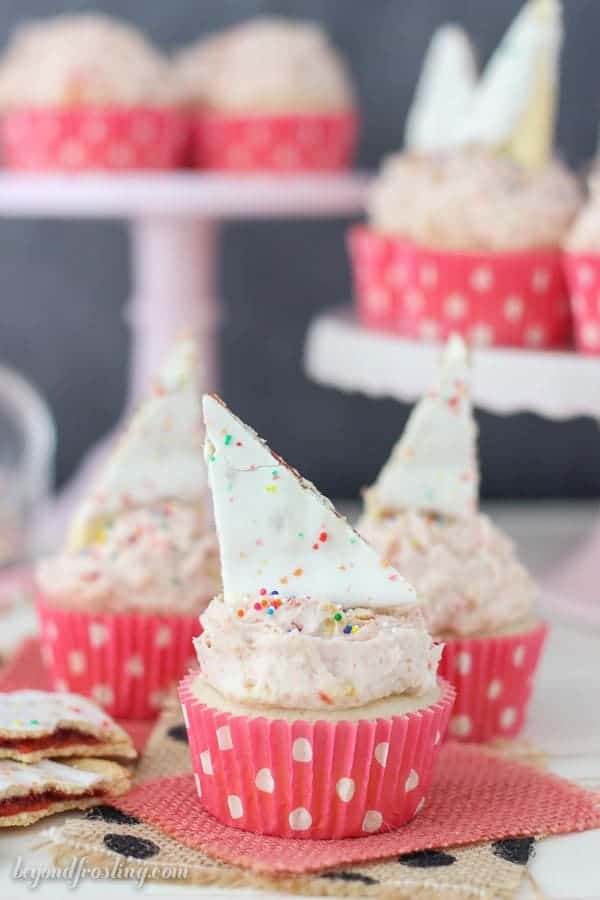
<box><xmin>36</xmin><ymin>501</ymin><xmax>220</xmax><ymax>615</ymax></box>
<box><xmin>0</xmin><ymin>14</ymin><xmax>176</xmax><ymax>108</ymax></box>
<box><xmin>195</xmin><ymin>595</ymin><xmax>440</xmax><ymax>710</ymax></box>
<box><xmin>368</xmin><ymin>150</ymin><xmax>581</xmax><ymax>251</ymax></box>
<box><xmin>358</xmin><ymin>510</ymin><xmax>536</xmax><ymax>638</ymax></box>
<box><xmin>565</xmin><ymin>173</ymin><xmax>600</xmax><ymax>252</ymax></box>
<box><xmin>174</xmin><ymin>18</ymin><xmax>355</xmax><ymax>112</ymax></box>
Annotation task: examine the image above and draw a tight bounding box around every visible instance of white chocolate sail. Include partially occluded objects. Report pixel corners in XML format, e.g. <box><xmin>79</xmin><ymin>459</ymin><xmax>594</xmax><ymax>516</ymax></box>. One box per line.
<box><xmin>455</xmin><ymin>0</ymin><xmax>562</xmax><ymax>167</ymax></box>
<box><xmin>364</xmin><ymin>335</ymin><xmax>479</xmax><ymax>520</ymax></box>
<box><xmin>404</xmin><ymin>24</ymin><xmax>478</xmax><ymax>154</ymax></box>
<box><xmin>203</xmin><ymin>394</ymin><xmax>418</xmax><ymax>610</ymax></box>
<box><xmin>68</xmin><ymin>338</ymin><xmax>206</xmax><ymax>549</ymax></box>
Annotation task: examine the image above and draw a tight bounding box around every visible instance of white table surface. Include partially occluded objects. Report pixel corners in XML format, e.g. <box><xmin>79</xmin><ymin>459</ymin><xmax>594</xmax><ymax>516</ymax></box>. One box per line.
<box><xmin>1</xmin><ymin>501</ymin><xmax>599</xmax><ymax>900</ymax></box>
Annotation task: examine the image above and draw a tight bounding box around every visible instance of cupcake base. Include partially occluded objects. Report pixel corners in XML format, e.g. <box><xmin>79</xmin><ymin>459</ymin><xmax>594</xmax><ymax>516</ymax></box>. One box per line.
<box><xmin>191</xmin><ymin>111</ymin><xmax>358</xmax><ymax>172</ymax></box>
<box><xmin>179</xmin><ymin>674</ymin><xmax>455</xmax><ymax>839</ymax></box>
<box><xmin>438</xmin><ymin>620</ymin><xmax>547</xmax><ymax>743</ymax></box>
<box><xmin>1</xmin><ymin>107</ymin><xmax>189</xmax><ymax>171</ymax></box>
<box><xmin>37</xmin><ymin>598</ymin><xmax>202</xmax><ymax>719</ymax></box>
<box><xmin>349</xmin><ymin>227</ymin><xmax>571</xmax><ymax>349</ymax></box>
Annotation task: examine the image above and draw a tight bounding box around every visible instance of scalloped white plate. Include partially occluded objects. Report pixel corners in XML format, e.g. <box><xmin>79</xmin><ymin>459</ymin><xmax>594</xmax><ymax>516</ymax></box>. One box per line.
<box><xmin>305</xmin><ymin>307</ymin><xmax>600</xmax><ymax>420</ymax></box>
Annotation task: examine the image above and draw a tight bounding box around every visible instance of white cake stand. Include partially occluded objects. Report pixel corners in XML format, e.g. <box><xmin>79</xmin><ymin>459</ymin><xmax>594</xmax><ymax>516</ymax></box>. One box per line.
<box><xmin>0</xmin><ymin>172</ymin><xmax>369</xmax><ymax>542</ymax></box>
<box><xmin>304</xmin><ymin>306</ymin><xmax>600</xmax><ymax>625</ymax></box>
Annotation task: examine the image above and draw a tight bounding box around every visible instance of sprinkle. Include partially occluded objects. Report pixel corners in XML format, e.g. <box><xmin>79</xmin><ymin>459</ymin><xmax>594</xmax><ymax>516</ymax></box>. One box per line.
<box><xmin>236</xmin><ymin>609</ymin><xmax>244</xmax><ymax>618</ymax></box>
<box><xmin>253</xmin><ymin>603</ymin><xmax>262</xmax><ymax>611</ymax></box>
<box><xmin>319</xmin><ymin>531</ymin><xmax>328</xmax><ymax>543</ymax></box>
<box><xmin>274</xmin><ymin>599</ymin><xmax>282</xmax><ymax>608</ymax></box>
<box><xmin>343</xmin><ymin>625</ymin><xmax>352</xmax><ymax>634</ymax></box>
<box><xmin>208</xmin><ymin>454</ymin><xmax>216</xmax><ymax>463</ymax></box>
<box><xmin>294</xmin><ymin>568</ymin><xmax>303</xmax><ymax>577</ymax></box>
<box><xmin>265</xmin><ymin>485</ymin><xmax>277</xmax><ymax>494</ymax></box>
<box><xmin>259</xmin><ymin>588</ymin><xmax>267</xmax><ymax>596</ymax></box>
<box><xmin>266</xmin><ymin>607</ymin><xmax>275</xmax><ymax>616</ymax></box>
<box><xmin>270</xmin><ymin>590</ymin><xmax>279</xmax><ymax>595</ymax></box>
<box><xmin>297</xmin><ymin>531</ymin><xmax>304</xmax><ymax>538</ymax></box>
<box><xmin>261</xmin><ymin>599</ymin><xmax>268</xmax><ymax>608</ymax></box>
<box><xmin>312</xmin><ymin>543</ymin><xmax>319</xmax><ymax>550</ymax></box>
<box><xmin>235</xmin><ymin>441</ymin><xmax>243</xmax><ymax>447</ymax></box>
<box><xmin>351</xmin><ymin>625</ymin><xmax>359</xmax><ymax>634</ymax></box>
<box><xmin>224</xmin><ymin>433</ymin><xmax>233</xmax><ymax>446</ymax></box>
<box><xmin>319</xmin><ymin>692</ymin><xmax>334</xmax><ymax>705</ymax></box>
<box><xmin>29</xmin><ymin>719</ymin><xmax>40</xmax><ymax>725</ymax></box>
<box><xmin>333</xmin><ymin>612</ymin><xmax>343</xmax><ymax>622</ymax></box>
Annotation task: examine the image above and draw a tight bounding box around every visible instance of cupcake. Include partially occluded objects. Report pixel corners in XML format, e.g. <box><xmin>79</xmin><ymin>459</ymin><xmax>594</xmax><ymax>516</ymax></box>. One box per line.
<box><xmin>174</xmin><ymin>17</ymin><xmax>357</xmax><ymax>171</ymax></box>
<box><xmin>350</xmin><ymin>0</ymin><xmax>581</xmax><ymax>348</ymax></box>
<box><xmin>36</xmin><ymin>339</ymin><xmax>220</xmax><ymax>719</ymax></box>
<box><xmin>0</xmin><ymin>14</ymin><xmax>186</xmax><ymax>170</ymax></box>
<box><xmin>563</xmin><ymin>174</ymin><xmax>600</xmax><ymax>353</ymax></box>
<box><xmin>179</xmin><ymin>394</ymin><xmax>454</xmax><ymax>839</ymax></box>
<box><xmin>357</xmin><ymin>336</ymin><xmax>546</xmax><ymax>743</ymax></box>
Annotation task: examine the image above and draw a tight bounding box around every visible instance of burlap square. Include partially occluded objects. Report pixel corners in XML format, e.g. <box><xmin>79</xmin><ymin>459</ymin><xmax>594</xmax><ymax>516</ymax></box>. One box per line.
<box><xmin>47</xmin><ymin>704</ymin><xmax>552</xmax><ymax>899</ymax></box>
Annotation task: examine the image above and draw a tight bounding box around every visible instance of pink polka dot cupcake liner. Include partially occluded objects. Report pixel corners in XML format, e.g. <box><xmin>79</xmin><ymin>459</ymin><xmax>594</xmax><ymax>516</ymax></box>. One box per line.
<box><xmin>36</xmin><ymin>597</ymin><xmax>201</xmax><ymax>719</ymax></box>
<box><xmin>190</xmin><ymin>111</ymin><xmax>358</xmax><ymax>172</ymax></box>
<box><xmin>1</xmin><ymin>107</ymin><xmax>189</xmax><ymax>171</ymax></box>
<box><xmin>437</xmin><ymin>621</ymin><xmax>547</xmax><ymax>744</ymax></box>
<box><xmin>563</xmin><ymin>253</ymin><xmax>600</xmax><ymax>354</ymax></box>
<box><xmin>348</xmin><ymin>227</ymin><xmax>572</xmax><ymax>349</ymax></box>
<box><xmin>179</xmin><ymin>674</ymin><xmax>455</xmax><ymax>839</ymax></box>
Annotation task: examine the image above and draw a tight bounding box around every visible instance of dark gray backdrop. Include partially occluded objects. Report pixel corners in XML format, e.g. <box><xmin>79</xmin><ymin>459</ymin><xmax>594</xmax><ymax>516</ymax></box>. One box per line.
<box><xmin>1</xmin><ymin>0</ymin><xmax>599</xmax><ymax>498</ymax></box>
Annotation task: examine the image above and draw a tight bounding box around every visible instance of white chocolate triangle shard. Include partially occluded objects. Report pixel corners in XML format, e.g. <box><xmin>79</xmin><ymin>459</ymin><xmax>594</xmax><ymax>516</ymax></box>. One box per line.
<box><xmin>405</xmin><ymin>24</ymin><xmax>478</xmax><ymax>154</ymax></box>
<box><xmin>455</xmin><ymin>0</ymin><xmax>562</xmax><ymax>167</ymax></box>
<box><xmin>365</xmin><ymin>335</ymin><xmax>478</xmax><ymax>520</ymax></box>
<box><xmin>203</xmin><ymin>394</ymin><xmax>418</xmax><ymax>610</ymax></box>
<box><xmin>68</xmin><ymin>338</ymin><xmax>206</xmax><ymax>549</ymax></box>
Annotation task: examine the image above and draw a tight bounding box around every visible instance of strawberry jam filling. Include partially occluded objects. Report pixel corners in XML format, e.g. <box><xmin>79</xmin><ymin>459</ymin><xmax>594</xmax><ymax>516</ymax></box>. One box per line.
<box><xmin>0</xmin><ymin>729</ymin><xmax>101</xmax><ymax>755</ymax></box>
<box><xmin>0</xmin><ymin>787</ymin><xmax>104</xmax><ymax>817</ymax></box>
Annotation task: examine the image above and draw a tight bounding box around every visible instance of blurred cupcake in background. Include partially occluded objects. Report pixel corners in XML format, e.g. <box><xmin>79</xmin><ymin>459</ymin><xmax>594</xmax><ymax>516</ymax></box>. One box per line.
<box><xmin>350</xmin><ymin>0</ymin><xmax>581</xmax><ymax>349</ymax></box>
<box><xmin>564</xmin><ymin>173</ymin><xmax>600</xmax><ymax>353</ymax></box>
<box><xmin>0</xmin><ymin>14</ymin><xmax>187</xmax><ymax>171</ymax></box>
<box><xmin>36</xmin><ymin>339</ymin><xmax>220</xmax><ymax>719</ymax></box>
<box><xmin>357</xmin><ymin>336</ymin><xmax>547</xmax><ymax>743</ymax></box>
<box><xmin>174</xmin><ymin>17</ymin><xmax>358</xmax><ymax>171</ymax></box>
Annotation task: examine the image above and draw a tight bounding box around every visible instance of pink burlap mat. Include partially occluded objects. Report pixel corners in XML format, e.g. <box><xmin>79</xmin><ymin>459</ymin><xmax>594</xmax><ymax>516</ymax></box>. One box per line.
<box><xmin>113</xmin><ymin>743</ymin><xmax>600</xmax><ymax>874</ymax></box>
<box><xmin>0</xmin><ymin>638</ymin><xmax>153</xmax><ymax>753</ymax></box>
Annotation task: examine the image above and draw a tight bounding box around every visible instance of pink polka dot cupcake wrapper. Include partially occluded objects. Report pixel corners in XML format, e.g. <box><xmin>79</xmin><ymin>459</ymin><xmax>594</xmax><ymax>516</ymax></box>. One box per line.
<box><xmin>36</xmin><ymin>597</ymin><xmax>202</xmax><ymax>720</ymax></box>
<box><xmin>1</xmin><ymin>107</ymin><xmax>189</xmax><ymax>171</ymax></box>
<box><xmin>563</xmin><ymin>252</ymin><xmax>600</xmax><ymax>354</ymax></box>
<box><xmin>190</xmin><ymin>110</ymin><xmax>358</xmax><ymax>172</ymax></box>
<box><xmin>438</xmin><ymin>621</ymin><xmax>548</xmax><ymax>744</ymax></box>
<box><xmin>348</xmin><ymin>227</ymin><xmax>572</xmax><ymax>350</ymax></box>
<box><xmin>179</xmin><ymin>673</ymin><xmax>455</xmax><ymax>840</ymax></box>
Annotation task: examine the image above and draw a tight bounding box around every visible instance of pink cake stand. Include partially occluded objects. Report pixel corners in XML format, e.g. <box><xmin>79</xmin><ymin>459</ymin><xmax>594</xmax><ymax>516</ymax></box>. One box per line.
<box><xmin>0</xmin><ymin>173</ymin><xmax>369</xmax><ymax>544</ymax></box>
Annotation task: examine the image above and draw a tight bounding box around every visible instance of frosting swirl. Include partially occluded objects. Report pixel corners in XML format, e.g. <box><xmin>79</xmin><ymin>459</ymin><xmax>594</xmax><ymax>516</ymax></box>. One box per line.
<box><xmin>565</xmin><ymin>173</ymin><xmax>600</xmax><ymax>252</ymax></box>
<box><xmin>358</xmin><ymin>510</ymin><xmax>536</xmax><ymax>638</ymax></box>
<box><xmin>174</xmin><ymin>18</ymin><xmax>355</xmax><ymax>112</ymax></box>
<box><xmin>368</xmin><ymin>149</ymin><xmax>581</xmax><ymax>251</ymax></box>
<box><xmin>0</xmin><ymin>14</ymin><xmax>176</xmax><ymax>108</ymax></box>
<box><xmin>194</xmin><ymin>595</ymin><xmax>441</xmax><ymax>710</ymax></box>
<box><xmin>37</xmin><ymin>501</ymin><xmax>220</xmax><ymax>615</ymax></box>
